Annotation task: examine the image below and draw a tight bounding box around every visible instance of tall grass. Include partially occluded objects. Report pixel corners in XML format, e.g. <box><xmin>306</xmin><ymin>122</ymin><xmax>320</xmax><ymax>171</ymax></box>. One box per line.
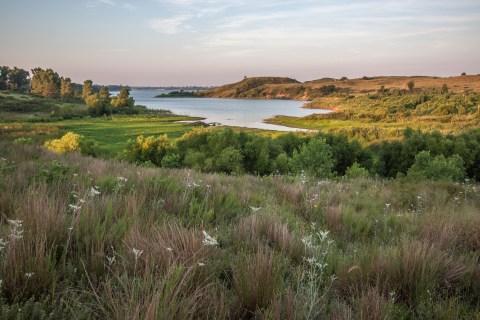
<box><xmin>0</xmin><ymin>141</ymin><xmax>479</xmax><ymax>318</ymax></box>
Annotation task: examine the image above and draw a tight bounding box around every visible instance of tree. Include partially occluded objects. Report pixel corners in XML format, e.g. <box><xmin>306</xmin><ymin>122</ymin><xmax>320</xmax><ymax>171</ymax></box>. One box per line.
<box><xmin>111</xmin><ymin>87</ymin><xmax>134</xmax><ymax>109</ymax></box>
<box><xmin>0</xmin><ymin>66</ymin><xmax>9</xmax><ymax>90</ymax></box>
<box><xmin>290</xmin><ymin>138</ymin><xmax>334</xmax><ymax>178</ymax></box>
<box><xmin>82</xmin><ymin>80</ymin><xmax>93</xmax><ymax>100</ymax></box>
<box><xmin>7</xmin><ymin>67</ymin><xmax>29</xmax><ymax>91</ymax></box>
<box><xmin>60</xmin><ymin>77</ymin><xmax>74</xmax><ymax>98</ymax></box>
<box><xmin>407</xmin><ymin>81</ymin><xmax>415</xmax><ymax>91</ymax></box>
<box><xmin>30</xmin><ymin>68</ymin><xmax>60</xmax><ymax>97</ymax></box>
<box><xmin>407</xmin><ymin>150</ymin><xmax>465</xmax><ymax>181</ymax></box>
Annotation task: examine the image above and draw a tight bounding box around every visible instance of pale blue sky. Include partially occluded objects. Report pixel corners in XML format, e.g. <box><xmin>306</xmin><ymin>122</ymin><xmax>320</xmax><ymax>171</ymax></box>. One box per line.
<box><xmin>1</xmin><ymin>0</ymin><xmax>479</xmax><ymax>86</ymax></box>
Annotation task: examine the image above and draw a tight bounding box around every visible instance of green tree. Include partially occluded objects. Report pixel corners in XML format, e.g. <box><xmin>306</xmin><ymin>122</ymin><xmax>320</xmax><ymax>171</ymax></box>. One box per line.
<box><xmin>82</xmin><ymin>80</ymin><xmax>93</xmax><ymax>100</ymax></box>
<box><xmin>0</xmin><ymin>66</ymin><xmax>9</xmax><ymax>90</ymax></box>
<box><xmin>7</xmin><ymin>67</ymin><xmax>29</xmax><ymax>91</ymax></box>
<box><xmin>60</xmin><ymin>77</ymin><xmax>74</xmax><ymax>98</ymax></box>
<box><xmin>111</xmin><ymin>88</ymin><xmax>134</xmax><ymax>109</ymax></box>
<box><xmin>290</xmin><ymin>138</ymin><xmax>334</xmax><ymax>178</ymax></box>
<box><xmin>30</xmin><ymin>68</ymin><xmax>60</xmax><ymax>97</ymax></box>
<box><xmin>407</xmin><ymin>151</ymin><xmax>465</xmax><ymax>181</ymax></box>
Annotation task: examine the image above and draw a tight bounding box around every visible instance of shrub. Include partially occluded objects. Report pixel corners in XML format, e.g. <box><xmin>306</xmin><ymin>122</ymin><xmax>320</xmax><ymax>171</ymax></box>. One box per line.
<box><xmin>290</xmin><ymin>138</ymin><xmax>334</xmax><ymax>178</ymax></box>
<box><xmin>124</xmin><ymin>134</ymin><xmax>170</xmax><ymax>166</ymax></box>
<box><xmin>43</xmin><ymin>132</ymin><xmax>81</xmax><ymax>154</ymax></box>
<box><xmin>345</xmin><ymin>163</ymin><xmax>369</xmax><ymax>179</ymax></box>
<box><xmin>407</xmin><ymin>151</ymin><xmax>466</xmax><ymax>181</ymax></box>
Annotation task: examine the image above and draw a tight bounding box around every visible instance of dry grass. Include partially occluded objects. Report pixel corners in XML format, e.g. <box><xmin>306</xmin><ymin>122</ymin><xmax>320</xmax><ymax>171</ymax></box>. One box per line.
<box><xmin>232</xmin><ymin>248</ymin><xmax>283</xmax><ymax>315</ymax></box>
<box><xmin>232</xmin><ymin>213</ymin><xmax>304</xmax><ymax>262</ymax></box>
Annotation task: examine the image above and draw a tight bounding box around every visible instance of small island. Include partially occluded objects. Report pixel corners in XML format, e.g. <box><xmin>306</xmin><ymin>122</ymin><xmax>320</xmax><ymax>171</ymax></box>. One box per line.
<box><xmin>155</xmin><ymin>90</ymin><xmax>198</xmax><ymax>98</ymax></box>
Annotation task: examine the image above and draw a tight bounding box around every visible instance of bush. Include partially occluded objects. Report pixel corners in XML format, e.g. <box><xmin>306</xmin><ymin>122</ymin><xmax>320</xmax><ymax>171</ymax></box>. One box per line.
<box><xmin>290</xmin><ymin>138</ymin><xmax>334</xmax><ymax>178</ymax></box>
<box><xmin>43</xmin><ymin>131</ymin><xmax>98</xmax><ymax>156</ymax></box>
<box><xmin>345</xmin><ymin>163</ymin><xmax>369</xmax><ymax>179</ymax></box>
<box><xmin>123</xmin><ymin>134</ymin><xmax>170</xmax><ymax>166</ymax></box>
<box><xmin>43</xmin><ymin>132</ymin><xmax>82</xmax><ymax>154</ymax></box>
<box><xmin>407</xmin><ymin>151</ymin><xmax>466</xmax><ymax>181</ymax></box>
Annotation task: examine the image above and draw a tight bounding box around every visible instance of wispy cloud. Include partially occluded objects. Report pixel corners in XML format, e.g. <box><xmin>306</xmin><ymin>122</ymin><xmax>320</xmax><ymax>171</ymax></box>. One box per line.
<box><xmin>148</xmin><ymin>15</ymin><xmax>193</xmax><ymax>34</ymax></box>
<box><xmin>86</xmin><ymin>0</ymin><xmax>116</xmax><ymax>8</ymax></box>
<box><xmin>122</xmin><ymin>3</ymin><xmax>135</xmax><ymax>10</ymax></box>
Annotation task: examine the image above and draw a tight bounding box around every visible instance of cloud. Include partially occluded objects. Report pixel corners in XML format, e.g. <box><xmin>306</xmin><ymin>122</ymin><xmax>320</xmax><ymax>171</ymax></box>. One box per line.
<box><xmin>123</xmin><ymin>3</ymin><xmax>135</xmax><ymax>10</ymax></box>
<box><xmin>86</xmin><ymin>0</ymin><xmax>116</xmax><ymax>7</ymax></box>
<box><xmin>148</xmin><ymin>15</ymin><xmax>192</xmax><ymax>34</ymax></box>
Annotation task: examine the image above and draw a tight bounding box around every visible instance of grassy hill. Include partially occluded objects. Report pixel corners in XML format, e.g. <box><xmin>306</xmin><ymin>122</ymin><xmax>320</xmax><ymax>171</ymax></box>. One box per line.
<box><xmin>198</xmin><ymin>77</ymin><xmax>301</xmax><ymax>99</ymax></box>
<box><xmin>200</xmin><ymin>75</ymin><xmax>480</xmax><ymax>100</ymax></box>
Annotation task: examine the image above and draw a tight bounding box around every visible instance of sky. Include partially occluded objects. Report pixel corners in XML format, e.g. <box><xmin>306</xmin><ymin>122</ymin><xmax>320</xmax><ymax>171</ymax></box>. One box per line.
<box><xmin>1</xmin><ymin>0</ymin><xmax>479</xmax><ymax>86</ymax></box>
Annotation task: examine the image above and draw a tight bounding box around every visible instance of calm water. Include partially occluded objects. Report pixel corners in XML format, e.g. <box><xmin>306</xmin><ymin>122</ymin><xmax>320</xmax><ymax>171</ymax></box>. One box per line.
<box><xmin>115</xmin><ymin>89</ymin><xmax>330</xmax><ymax>131</ymax></box>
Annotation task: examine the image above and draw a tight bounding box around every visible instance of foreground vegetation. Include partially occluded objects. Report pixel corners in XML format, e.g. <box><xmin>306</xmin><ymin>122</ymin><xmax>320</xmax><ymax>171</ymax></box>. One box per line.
<box><xmin>0</xmin><ymin>142</ymin><xmax>479</xmax><ymax>319</ymax></box>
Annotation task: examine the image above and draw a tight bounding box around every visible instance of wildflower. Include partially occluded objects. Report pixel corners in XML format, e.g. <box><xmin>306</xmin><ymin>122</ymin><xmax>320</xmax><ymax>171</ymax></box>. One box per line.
<box><xmin>166</xmin><ymin>247</ymin><xmax>173</xmax><ymax>252</ymax></box>
<box><xmin>385</xmin><ymin>203</ymin><xmax>391</xmax><ymax>208</ymax></box>
<box><xmin>318</xmin><ymin>230</ymin><xmax>330</xmax><ymax>242</ymax></box>
<box><xmin>89</xmin><ymin>186</ymin><xmax>101</xmax><ymax>197</ymax></box>
<box><xmin>249</xmin><ymin>206</ymin><xmax>261</xmax><ymax>212</ymax></box>
<box><xmin>25</xmin><ymin>272</ymin><xmax>34</xmax><ymax>279</ymax></box>
<box><xmin>79</xmin><ymin>198</ymin><xmax>85</xmax><ymax>203</ymax></box>
<box><xmin>73</xmin><ymin>173</ymin><xmax>78</xmax><ymax>177</ymax></box>
<box><xmin>0</xmin><ymin>238</ymin><xmax>7</xmax><ymax>252</ymax></box>
<box><xmin>7</xmin><ymin>219</ymin><xmax>22</xmax><ymax>228</ymax></box>
<box><xmin>117</xmin><ymin>176</ymin><xmax>128</xmax><ymax>182</ymax></box>
<box><xmin>202</xmin><ymin>231</ymin><xmax>218</xmax><ymax>246</ymax></box>
<box><xmin>132</xmin><ymin>248</ymin><xmax>143</xmax><ymax>259</ymax></box>
<box><xmin>106</xmin><ymin>255</ymin><xmax>115</xmax><ymax>266</ymax></box>
<box><xmin>7</xmin><ymin>220</ymin><xmax>23</xmax><ymax>240</ymax></box>
<box><xmin>198</xmin><ymin>262</ymin><xmax>205</xmax><ymax>267</ymax></box>
<box><xmin>68</xmin><ymin>204</ymin><xmax>82</xmax><ymax>212</ymax></box>
<box><xmin>301</xmin><ymin>235</ymin><xmax>313</xmax><ymax>249</ymax></box>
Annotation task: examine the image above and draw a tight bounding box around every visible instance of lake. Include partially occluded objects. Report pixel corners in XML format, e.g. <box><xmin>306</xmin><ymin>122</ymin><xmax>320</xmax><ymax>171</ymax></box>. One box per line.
<box><xmin>115</xmin><ymin>89</ymin><xmax>330</xmax><ymax>131</ymax></box>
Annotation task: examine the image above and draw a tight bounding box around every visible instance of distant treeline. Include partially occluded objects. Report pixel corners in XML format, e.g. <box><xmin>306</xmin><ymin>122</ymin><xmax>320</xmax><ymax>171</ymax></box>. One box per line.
<box><xmin>0</xmin><ymin>65</ymin><xmax>153</xmax><ymax>116</ymax></box>
<box><xmin>123</xmin><ymin>127</ymin><xmax>480</xmax><ymax>182</ymax></box>
<box><xmin>155</xmin><ymin>90</ymin><xmax>197</xmax><ymax>98</ymax></box>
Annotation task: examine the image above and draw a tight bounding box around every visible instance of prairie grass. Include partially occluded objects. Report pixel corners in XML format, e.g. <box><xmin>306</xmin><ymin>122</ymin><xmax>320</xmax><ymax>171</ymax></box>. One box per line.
<box><xmin>0</xmin><ymin>141</ymin><xmax>479</xmax><ymax>318</ymax></box>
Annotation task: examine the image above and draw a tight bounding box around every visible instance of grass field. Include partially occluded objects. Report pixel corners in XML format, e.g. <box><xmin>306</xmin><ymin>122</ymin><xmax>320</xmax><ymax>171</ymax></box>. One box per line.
<box><xmin>0</xmin><ymin>115</ymin><xmax>204</xmax><ymax>156</ymax></box>
<box><xmin>0</xmin><ymin>142</ymin><xmax>479</xmax><ymax>319</ymax></box>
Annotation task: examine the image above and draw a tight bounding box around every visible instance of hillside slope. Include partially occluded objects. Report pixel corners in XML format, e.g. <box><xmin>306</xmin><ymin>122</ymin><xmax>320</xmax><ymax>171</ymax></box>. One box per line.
<box><xmin>200</xmin><ymin>75</ymin><xmax>480</xmax><ymax>100</ymax></box>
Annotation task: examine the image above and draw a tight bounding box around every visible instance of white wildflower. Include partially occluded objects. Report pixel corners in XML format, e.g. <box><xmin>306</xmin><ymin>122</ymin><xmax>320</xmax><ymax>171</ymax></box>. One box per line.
<box><xmin>25</xmin><ymin>272</ymin><xmax>34</xmax><ymax>279</ymax></box>
<box><xmin>166</xmin><ymin>247</ymin><xmax>173</xmax><ymax>252</ymax></box>
<box><xmin>202</xmin><ymin>231</ymin><xmax>218</xmax><ymax>246</ymax></box>
<box><xmin>132</xmin><ymin>248</ymin><xmax>143</xmax><ymax>259</ymax></box>
<box><xmin>0</xmin><ymin>238</ymin><xmax>7</xmax><ymax>252</ymax></box>
<box><xmin>68</xmin><ymin>204</ymin><xmax>81</xmax><ymax>212</ymax></box>
<box><xmin>249</xmin><ymin>206</ymin><xmax>261</xmax><ymax>212</ymax></box>
<box><xmin>106</xmin><ymin>255</ymin><xmax>116</xmax><ymax>266</ymax></box>
<box><xmin>117</xmin><ymin>176</ymin><xmax>128</xmax><ymax>182</ymax></box>
<box><xmin>89</xmin><ymin>186</ymin><xmax>101</xmax><ymax>197</ymax></box>
<box><xmin>198</xmin><ymin>262</ymin><xmax>205</xmax><ymax>267</ymax></box>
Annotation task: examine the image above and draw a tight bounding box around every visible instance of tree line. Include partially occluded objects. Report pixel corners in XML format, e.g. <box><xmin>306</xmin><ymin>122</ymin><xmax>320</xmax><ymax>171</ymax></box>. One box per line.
<box><xmin>122</xmin><ymin>127</ymin><xmax>480</xmax><ymax>182</ymax></box>
<box><xmin>1</xmin><ymin>65</ymin><xmax>137</xmax><ymax>116</ymax></box>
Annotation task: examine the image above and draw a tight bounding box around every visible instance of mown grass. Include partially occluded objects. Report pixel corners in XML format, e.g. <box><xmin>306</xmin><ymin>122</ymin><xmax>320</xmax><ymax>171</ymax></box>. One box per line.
<box><xmin>1</xmin><ymin>141</ymin><xmax>479</xmax><ymax>319</ymax></box>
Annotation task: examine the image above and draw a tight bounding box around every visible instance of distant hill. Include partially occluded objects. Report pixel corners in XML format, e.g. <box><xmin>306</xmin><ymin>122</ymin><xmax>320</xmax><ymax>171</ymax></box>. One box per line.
<box><xmin>198</xmin><ymin>77</ymin><xmax>301</xmax><ymax>99</ymax></box>
<box><xmin>199</xmin><ymin>75</ymin><xmax>480</xmax><ymax>100</ymax></box>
